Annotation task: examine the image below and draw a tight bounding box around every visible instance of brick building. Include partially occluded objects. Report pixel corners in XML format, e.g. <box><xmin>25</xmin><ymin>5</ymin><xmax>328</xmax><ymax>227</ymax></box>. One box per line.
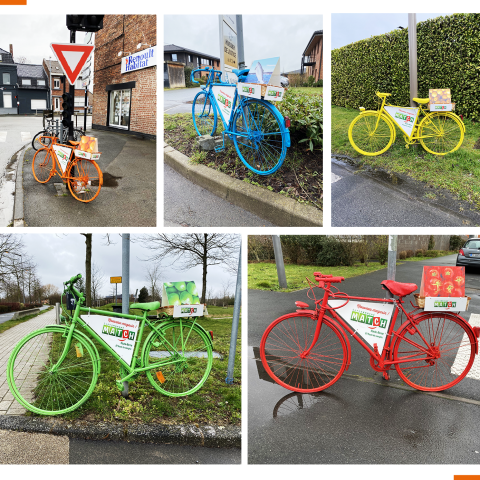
<box><xmin>301</xmin><ymin>30</ymin><xmax>323</xmax><ymax>81</ymax></box>
<box><xmin>164</xmin><ymin>44</ymin><xmax>220</xmax><ymax>79</ymax></box>
<box><xmin>93</xmin><ymin>15</ymin><xmax>156</xmax><ymax>138</ymax></box>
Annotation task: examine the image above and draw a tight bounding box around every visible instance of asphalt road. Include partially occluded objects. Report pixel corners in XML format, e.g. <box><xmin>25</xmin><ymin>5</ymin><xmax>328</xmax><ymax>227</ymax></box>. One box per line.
<box><xmin>164</xmin><ymin>87</ymin><xmax>201</xmax><ymax>114</ymax></box>
<box><xmin>248</xmin><ymin>255</ymin><xmax>480</xmax><ymax>464</ymax></box>
<box><xmin>0</xmin><ymin>305</ymin><xmax>48</xmax><ymax>325</ymax></box>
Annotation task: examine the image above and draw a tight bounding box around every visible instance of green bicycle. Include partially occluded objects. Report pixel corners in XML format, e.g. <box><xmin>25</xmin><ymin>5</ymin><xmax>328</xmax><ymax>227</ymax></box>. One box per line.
<box><xmin>348</xmin><ymin>91</ymin><xmax>465</xmax><ymax>156</ymax></box>
<box><xmin>7</xmin><ymin>274</ymin><xmax>213</xmax><ymax>416</ymax></box>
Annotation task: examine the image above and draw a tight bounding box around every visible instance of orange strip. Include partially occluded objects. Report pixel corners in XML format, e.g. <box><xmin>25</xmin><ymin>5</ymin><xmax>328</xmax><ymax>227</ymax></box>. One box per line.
<box><xmin>454</xmin><ymin>477</ymin><xmax>480</xmax><ymax>480</ymax></box>
<box><xmin>0</xmin><ymin>0</ymin><xmax>27</xmax><ymax>3</ymax></box>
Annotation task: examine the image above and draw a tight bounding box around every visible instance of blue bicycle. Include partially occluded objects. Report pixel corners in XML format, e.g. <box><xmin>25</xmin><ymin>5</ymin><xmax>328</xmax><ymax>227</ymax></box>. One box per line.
<box><xmin>191</xmin><ymin>67</ymin><xmax>290</xmax><ymax>175</ymax></box>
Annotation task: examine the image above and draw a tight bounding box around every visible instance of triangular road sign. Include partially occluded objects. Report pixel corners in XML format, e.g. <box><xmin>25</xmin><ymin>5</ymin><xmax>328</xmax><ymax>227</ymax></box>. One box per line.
<box><xmin>50</xmin><ymin>43</ymin><xmax>95</xmax><ymax>85</ymax></box>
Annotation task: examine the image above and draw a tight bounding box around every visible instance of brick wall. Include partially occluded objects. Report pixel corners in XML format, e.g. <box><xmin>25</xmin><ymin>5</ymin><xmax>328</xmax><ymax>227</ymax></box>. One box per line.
<box><xmin>93</xmin><ymin>14</ymin><xmax>156</xmax><ymax>137</ymax></box>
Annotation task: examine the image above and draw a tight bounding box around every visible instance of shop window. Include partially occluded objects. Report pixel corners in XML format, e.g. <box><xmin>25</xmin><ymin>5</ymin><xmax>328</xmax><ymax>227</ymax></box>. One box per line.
<box><xmin>109</xmin><ymin>89</ymin><xmax>131</xmax><ymax>129</ymax></box>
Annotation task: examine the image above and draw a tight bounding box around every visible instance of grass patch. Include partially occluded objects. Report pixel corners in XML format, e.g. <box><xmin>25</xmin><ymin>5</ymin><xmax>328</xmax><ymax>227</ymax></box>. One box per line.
<box><xmin>291</xmin><ymin>87</ymin><xmax>323</xmax><ymax>95</ymax></box>
<box><xmin>0</xmin><ymin>306</ymin><xmax>54</xmax><ymax>335</ymax></box>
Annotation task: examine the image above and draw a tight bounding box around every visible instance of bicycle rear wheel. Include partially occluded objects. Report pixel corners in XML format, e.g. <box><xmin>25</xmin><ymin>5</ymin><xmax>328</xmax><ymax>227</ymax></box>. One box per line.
<box><xmin>192</xmin><ymin>91</ymin><xmax>217</xmax><ymax>136</ymax></box>
<box><xmin>66</xmin><ymin>158</ymin><xmax>102</xmax><ymax>203</ymax></box>
<box><xmin>418</xmin><ymin>112</ymin><xmax>464</xmax><ymax>155</ymax></box>
<box><xmin>32</xmin><ymin>130</ymin><xmax>52</xmax><ymax>151</ymax></box>
<box><xmin>393</xmin><ymin>312</ymin><xmax>476</xmax><ymax>391</ymax></box>
<box><xmin>7</xmin><ymin>326</ymin><xmax>99</xmax><ymax>415</ymax></box>
<box><xmin>232</xmin><ymin>99</ymin><xmax>287</xmax><ymax>175</ymax></box>
<box><xmin>260</xmin><ymin>312</ymin><xmax>348</xmax><ymax>393</ymax></box>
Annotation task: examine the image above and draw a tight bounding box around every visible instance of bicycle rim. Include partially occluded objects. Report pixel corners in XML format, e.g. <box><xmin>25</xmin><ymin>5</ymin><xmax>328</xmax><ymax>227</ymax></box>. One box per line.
<box><xmin>67</xmin><ymin>159</ymin><xmax>102</xmax><ymax>202</ymax></box>
<box><xmin>144</xmin><ymin>322</ymin><xmax>213</xmax><ymax>396</ymax></box>
<box><xmin>32</xmin><ymin>131</ymin><xmax>50</xmax><ymax>151</ymax></box>
<box><xmin>419</xmin><ymin>112</ymin><xmax>464</xmax><ymax>155</ymax></box>
<box><xmin>7</xmin><ymin>327</ymin><xmax>98</xmax><ymax>415</ymax></box>
<box><xmin>348</xmin><ymin>113</ymin><xmax>394</xmax><ymax>156</ymax></box>
<box><xmin>260</xmin><ymin>313</ymin><xmax>348</xmax><ymax>393</ymax></box>
<box><xmin>32</xmin><ymin>148</ymin><xmax>54</xmax><ymax>183</ymax></box>
<box><xmin>233</xmin><ymin>99</ymin><xmax>286</xmax><ymax>175</ymax></box>
<box><xmin>393</xmin><ymin>313</ymin><xmax>475</xmax><ymax>391</ymax></box>
<box><xmin>192</xmin><ymin>91</ymin><xmax>216</xmax><ymax>136</ymax></box>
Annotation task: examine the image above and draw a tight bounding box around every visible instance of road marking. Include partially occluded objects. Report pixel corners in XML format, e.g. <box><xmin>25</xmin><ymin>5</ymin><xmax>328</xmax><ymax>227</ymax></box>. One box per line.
<box><xmin>0</xmin><ymin>131</ymin><xmax>6</xmax><ymax>142</ymax></box>
<box><xmin>451</xmin><ymin>313</ymin><xmax>480</xmax><ymax>380</ymax></box>
<box><xmin>164</xmin><ymin>103</ymin><xmax>185</xmax><ymax>113</ymax></box>
<box><xmin>332</xmin><ymin>172</ymin><xmax>342</xmax><ymax>184</ymax></box>
<box><xmin>21</xmin><ymin>132</ymin><xmax>31</xmax><ymax>142</ymax></box>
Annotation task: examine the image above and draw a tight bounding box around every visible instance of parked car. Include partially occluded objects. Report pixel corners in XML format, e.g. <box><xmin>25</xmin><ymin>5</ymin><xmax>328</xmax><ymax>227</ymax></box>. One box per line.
<box><xmin>456</xmin><ymin>238</ymin><xmax>480</xmax><ymax>269</ymax></box>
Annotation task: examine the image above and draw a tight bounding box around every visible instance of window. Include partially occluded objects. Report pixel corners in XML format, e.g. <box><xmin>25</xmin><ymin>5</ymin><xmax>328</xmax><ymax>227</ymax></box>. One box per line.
<box><xmin>109</xmin><ymin>89</ymin><xmax>131</xmax><ymax>129</ymax></box>
<box><xmin>31</xmin><ymin>99</ymin><xmax>47</xmax><ymax>110</ymax></box>
<box><xmin>171</xmin><ymin>53</ymin><xmax>177</xmax><ymax>61</ymax></box>
<box><xmin>54</xmin><ymin>78</ymin><xmax>60</xmax><ymax>89</ymax></box>
<box><xmin>3</xmin><ymin>92</ymin><xmax>12</xmax><ymax>108</ymax></box>
<box><xmin>37</xmin><ymin>80</ymin><xmax>45</xmax><ymax>86</ymax></box>
<box><xmin>2</xmin><ymin>73</ymin><xmax>10</xmax><ymax>84</ymax></box>
<box><xmin>54</xmin><ymin>97</ymin><xmax>60</xmax><ymax>110</ymax></box>
<box><xmin>201</xmin><ymin>58</ymin><xmax>210</xmax><ymax>65</ymax></box>
<box><xmin>22</xmin><ymin>79</ymin><xmax>31</xmax><ymax>85</ymax></box>
<box><xmin>74</xmin><ymin>97</ymin><xmax>85</xmax><ymax>106</ymax></box>
<box><xmin>188</xmin><ymin>55</ymin><xmax>191</xmax><ymax>63</ymax></box>
<box><xmin>75</xmin><ymin>79</ymin><xmax>83</xmax><ymax>89</ymax></box>
<box><xmin>0</xmin><ymin>54</ymin><xmax>2</xmax><ymax>62</ymax></box>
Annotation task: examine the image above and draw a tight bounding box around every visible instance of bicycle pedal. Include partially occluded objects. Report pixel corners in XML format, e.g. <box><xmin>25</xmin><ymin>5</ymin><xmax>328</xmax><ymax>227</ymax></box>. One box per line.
<box><xmin>214</xmin><ymin>145</ymin><xmax>224</xmax><ymax>152</ymax></box>
<box><xmin>383</xmin><ymin>371</ymin><xmax>390</xmax><ymax>381</ymax></box>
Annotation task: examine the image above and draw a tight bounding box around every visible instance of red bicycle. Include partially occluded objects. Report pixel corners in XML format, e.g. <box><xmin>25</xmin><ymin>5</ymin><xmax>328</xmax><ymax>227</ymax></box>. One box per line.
<box><xmin>260</xmin><ymin>272</ymin><xmax>480</xmax><ymax>393</ymax></box>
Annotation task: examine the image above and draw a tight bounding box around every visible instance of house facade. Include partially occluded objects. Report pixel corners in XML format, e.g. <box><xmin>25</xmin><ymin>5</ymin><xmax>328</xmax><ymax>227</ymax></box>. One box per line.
<box><xmin>301</xmin><ymin>30</ymin><xmax>323</xmax><ymax>81</ymax></box>
<box><xmin>164</xmin><ymin>44</ymin><xmax>220</xmax><ymax>78</ymax></box>
<box><xmin>92</xmin><ymin>15</ymin><xmax>156</xmax><ymax>138</ymax></box>
<box><xmin>0</xmin><ymin>45</ymin><xmax>50</xmax><ymax>114</ymax></box>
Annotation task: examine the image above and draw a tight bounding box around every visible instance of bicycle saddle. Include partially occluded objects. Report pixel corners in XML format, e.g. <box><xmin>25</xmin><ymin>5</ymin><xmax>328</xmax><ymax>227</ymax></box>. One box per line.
<box><xmin>381</xmin><ymin>280</ymin><xmax>417</xmax><ymax>298</ymax></box>
<box><xmin>413</xmin><ymin>97</ymin><xmax>429</xmax><ymax>104</ymax></box>
<box><xmin>376</xmin><ymin>92</ymin><xmax>391</xmax><ymax>98</ymax></box>
<box><xmin>232</xmin><ymin>68</ymin><xmax>249</xmax><ymax>77</ymax></box>
<box><xmin>130</xmin><ymin>301</ymin><xmax>160</xmax><ymax>311</ymax></box>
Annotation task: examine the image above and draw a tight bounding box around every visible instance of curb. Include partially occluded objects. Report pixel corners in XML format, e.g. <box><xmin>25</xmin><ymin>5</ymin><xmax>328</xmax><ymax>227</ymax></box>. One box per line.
<box><xmin>0</xmin><ymin>415</ymin><xmax>241</xmax><ymax>448</ymax></box>
<box><xmin>13</xmin><ymin>144</ymin><xmax>28</xmax><ymax>227</ymax></box>
<box><xmin>164</xmin><ymin>144</ymin><xmax>323</xmax><ymax>227</ymax></box>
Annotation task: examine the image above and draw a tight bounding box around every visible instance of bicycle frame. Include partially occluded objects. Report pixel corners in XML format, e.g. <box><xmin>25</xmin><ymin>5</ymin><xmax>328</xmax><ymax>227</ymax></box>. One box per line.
<box><xmin>59</xmin><ymin>285</ymin><xmax>204</xmax><ymax>386</ymax></box>
<box><xmin>310</xmin><ymin>282</ymin><xmax>473</xmax><ymax>372</ymax></box>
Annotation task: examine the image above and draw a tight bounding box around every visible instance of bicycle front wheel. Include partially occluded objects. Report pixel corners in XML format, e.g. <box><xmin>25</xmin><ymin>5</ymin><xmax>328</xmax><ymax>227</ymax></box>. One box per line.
<box><xmin>232</xmin><ymin>99</ymin><xmax>287</xmax><ymax>175</ymax></box>
<box><xmin>7</xmin><ymin>326</ymin><xmax>99</xmax><ymax>415</ymax></box>
<box><xmin>260</xmin><ymin>313</ymin><xmax>348</xmax><ymax>393</ymax></box>
<box><xmin>32</xmin><ymin>147</ymin><xmax>55</xmax><ymax>183</ymax></box>
<box><xmin>143</xmin><ymin>321</ymin><xmax>213</xmax><ymax>396</ymax></box>
<box><xmin>393</xmin><ymin>312</ymin><xmax>476</xmax><ymax>391</ymax></box>
<box><xmin>32</xmin><ymin>130</ymin><xmax>51</xmax><ymax>151</ymax></box>
<box><xmin>348</xmin><ymin>112</ymin><xmax>395</xmax><ymax>156</ymax></box>
<box><xmin>192</xmin><ymin>91</ymin><xmax>217</xmax><ymax>136</ymax></box>
<box><xmin>418</xmin><ymin>112</ymin><xmax>464</xmax><ymax>155</ymax></box>
<box><xmin>66</xmin><ymin>158</ymin><xmax>102</xmax><ymax>203</ymax></box>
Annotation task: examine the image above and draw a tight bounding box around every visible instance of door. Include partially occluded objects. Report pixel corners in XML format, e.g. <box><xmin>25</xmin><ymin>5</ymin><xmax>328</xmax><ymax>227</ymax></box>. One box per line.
<box><xmin>3</xmin><ymin>92</ymin><xmax>12</xmax><ymax>109</ymax></box>
<box><xmin>109</xmin><ymin>89</ymin><xmax>131</xmax><ymax>129</ymax></box>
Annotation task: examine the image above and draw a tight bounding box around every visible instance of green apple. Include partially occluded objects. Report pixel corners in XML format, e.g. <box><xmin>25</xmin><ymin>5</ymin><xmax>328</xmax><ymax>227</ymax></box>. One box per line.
<box><xmin>164</xmin><ymin>282</ymin><xmax>174</xmax><ymax>287</ymax></box>
<box><xmin>169</xmin><ymin>293</ymin><xmax>180</xmax><ymax>306</ymax></box>
<box><xmin>173</xmin><ymin>281</ymin><xmax>186</xmax><ymax>292</ymax></box>
<box><xmin>186</xmin><ymin>282</ymin><xmax>198</xmax><ymax>296</ymax></box>
<box><xmin>180</xmin><ymin>291</ymin><xmax>193</xmax><ymax>304</ymax></box>
<box><xmin>166</xmin><ymin>287</ymin><xmax>177</xmax><ymax>295</ymax></box>
<box><xmin>192</xmin><ymin>296</ymin><xmax>200</xmax><ymax>304</ymax></box>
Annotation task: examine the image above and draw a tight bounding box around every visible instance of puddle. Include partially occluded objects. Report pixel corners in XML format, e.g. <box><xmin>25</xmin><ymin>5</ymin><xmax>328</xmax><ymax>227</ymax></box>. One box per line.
<box><xmin>364</xmin><ymin>166</ymin><xmax>404</xmax><ymax>186</ymax></box>
<box><xmin>102</xmin><ymin>172</ymin><xmax>122</xmax><ymax>187</ymax></box>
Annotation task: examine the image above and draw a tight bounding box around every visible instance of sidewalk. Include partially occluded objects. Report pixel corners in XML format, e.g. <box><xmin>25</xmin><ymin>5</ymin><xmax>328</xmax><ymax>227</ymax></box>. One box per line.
<box><xmin>0</xmin><ymin>309</ymin><xmax>242</xmax><ymax>448</ymax></box>
<box><xmin>17</xmin><ymin>129</ymin><xmax>156</xmax><ymax>227</ymax></box>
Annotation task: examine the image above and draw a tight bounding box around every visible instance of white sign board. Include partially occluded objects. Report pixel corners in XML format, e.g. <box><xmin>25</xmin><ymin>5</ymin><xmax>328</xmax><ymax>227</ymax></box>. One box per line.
<box><xmin>222</xmin><ymin>15</ymin><xmax>237</xmax><ymax>33</ymax></box>
<box><xmin>212</xmin><ymin>85</ymin><xmax>236</xmax><ymax>123</ymax></box>
<box><xmin>52</xmin><ymin>144</ymin><xmax>72</xmax><ymax>173</ymax></box>
<box><xmin>424</xmin><ymin>296</ymin><xmax>468</xmax><ymax>312</ymax></box>
<box><xmin>82</xmin><ymin>314</ymin><xmax>140</xmax><ymax>366</ymax></box>
<box><xmin>384</xmin><ymin>106</ymin><xmax>419</xmax><ymax>137</ymax></box>
<box><xmin>173</xmin><ymin>304</ymin><xmax>204</xmax><ymax>318</ymax></box>
<box><xmin>238</xmin><ymin>83</ymin><xmax>262</xmax><ymax>99</ymax></box>
<box><xmin>430</xmin><ymin>103</ymin><xmax>453</xmax><ymax>112</ymax></box>
<box><xmin>121</xmin><ymin>46</ymin><xmax>157</xmax><ymax>74</ymax></box>
<box><xmin>328</xmin><ymin>300</ymin><xmax>395</xmax><ymax>354</ymax></box>
<box><xmin>264</xmin><ymin>85</ymin><xmax>285</xmax><ymax>102</ymax></box>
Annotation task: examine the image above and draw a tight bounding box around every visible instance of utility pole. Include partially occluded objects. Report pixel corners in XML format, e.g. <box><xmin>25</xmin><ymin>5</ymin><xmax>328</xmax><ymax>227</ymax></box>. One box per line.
<box><xmin>122</xmin><ymin>234</ymin><xmax>130</xmax><ymax>314</ymax></box>
<box><xmin>386</xmin><ymin>235</ymin><xmax>398</xmax><ymax>299</ymax></box>
<box><xmin>408</xmin><ymin>14</ymin><xmax>417</xmax><ymax>107</ymax></box>
<box><xmin>272</xmin><ymin>235</ymin><xmax>287</xmax><ymax>289</ymax></box>
<box><xmin>236</xmin><ymin>15</ymin><xmax>245</xmax><ymax>69</ymax></box>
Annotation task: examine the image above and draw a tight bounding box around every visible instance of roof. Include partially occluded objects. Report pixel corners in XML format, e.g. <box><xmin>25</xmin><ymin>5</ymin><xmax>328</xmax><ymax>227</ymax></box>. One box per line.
<box><xmin>164</xmin><ymin>44</ymin><xmax>220</xmax><ymax>61</ymax></box>
<box><xmin>0</xmin><ymin>47</ymin><xmax>14</xmax><ymax>63</ymax></box>
<box><xmin>303</xmin><ymin>30</ymin><xmax>323</xmax><ymax>56</ymax></box>
<box><xmin>17</xmin><ymin>64</ymin><xmax>46</xmax><ymax>79</ymax></box>
<box><xmin>43</xmin><ymin>59</ymin><xmax>64</xmax><ymax>75</ymax></box>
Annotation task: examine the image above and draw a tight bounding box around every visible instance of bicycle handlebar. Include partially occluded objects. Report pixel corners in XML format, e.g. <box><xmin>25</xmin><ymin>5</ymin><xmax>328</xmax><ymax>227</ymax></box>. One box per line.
<box><xmin>313</xmin><ymin>272</ymin><xmax>345</xmax><ymax>284</ymax></box>
<box><xmin>190</xmin><ymin>67</ymin><xmax>222</xmax><ymax>84</ymax></box>
<box><xmin>65</xmin><ymin>273</ymin><xmax>82</xmax><ymax>286</ymax></box>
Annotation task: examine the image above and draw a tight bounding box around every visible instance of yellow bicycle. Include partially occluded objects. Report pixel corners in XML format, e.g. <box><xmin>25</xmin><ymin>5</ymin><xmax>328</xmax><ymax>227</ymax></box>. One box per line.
<box><xmin>348</xmin><ymin>92</ymin><xmax>465</xmax><ymax>156</ymax></box>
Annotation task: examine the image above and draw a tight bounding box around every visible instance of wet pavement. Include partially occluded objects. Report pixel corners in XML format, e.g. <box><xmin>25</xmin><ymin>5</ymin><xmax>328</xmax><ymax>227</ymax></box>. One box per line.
<box><xmin>248</xmin><ymin>255</ymin><xmax>480</xmax><ymax>464</ymax></box>
<box><xmin>331</xmin><ymin>157</ymin><xmax>480</xmax><ymax>227</ymax></box>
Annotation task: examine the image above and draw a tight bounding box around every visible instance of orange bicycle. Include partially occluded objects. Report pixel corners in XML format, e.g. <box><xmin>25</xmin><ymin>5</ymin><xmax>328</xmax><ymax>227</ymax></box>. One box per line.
<box><xmin>32</xmin><ymin>136</ymin><xmax>103</xmax><ymax>203</ymax></box>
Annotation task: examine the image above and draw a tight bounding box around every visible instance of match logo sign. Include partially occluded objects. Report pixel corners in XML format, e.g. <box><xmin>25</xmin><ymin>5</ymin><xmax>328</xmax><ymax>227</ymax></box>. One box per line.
<box><xmin>211</xmin><ymin>85</ymin><xmax>236</xmax><ymax>122</ymax></box>
<box><xmin>384</xmin><ymin>105</ymin><xmax>419</xmax><ymax>137</ymax></box>
<box><xmin>238</xmin><ymin>82</ymin><xmax>262</xmax><ymax>99</ymax></box>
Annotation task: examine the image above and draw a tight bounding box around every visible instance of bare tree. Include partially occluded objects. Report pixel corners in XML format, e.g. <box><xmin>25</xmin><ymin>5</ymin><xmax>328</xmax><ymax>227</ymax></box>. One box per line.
<box><xmin>221</xmin><ymin>279</ymin><xmax>234</xmax><ymax>307</ymax></box>
<box><xmin>91</xmin><ymin>262</ymin><xmax>105</xmax><ymax>305</ymax></box>
<box><xmin>139</xmin><ymin>234</ymin><xmax>240</xmax><ymax>304</ymax></box>
<box><xmin>15</xmin><ymin>56</ymin><xmax>28</xmax><ymax>64</ymax></box>
<box><xmin>145</xmin><ymin>262</ymin><xmax>161</xmax><ymax>302</ymax></box>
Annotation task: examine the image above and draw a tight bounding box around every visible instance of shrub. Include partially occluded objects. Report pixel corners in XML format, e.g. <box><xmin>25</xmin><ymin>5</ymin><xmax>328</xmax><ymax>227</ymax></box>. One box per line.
<box><xmin>314</xmin><ymin>79</ymin><xmax>323</xmax><ymax>88</ymax></box>
<box><xmin>450</xmin><ymin>235</ymin><xmax>464</xmax><ymax>251</ymax></box>
<box><xmin>307</xmin><ymin>75</ymin><xmax>315</xmax><ymax>87</ymax></box>
<box><xmin>428</xmin><ymin>235</ymin><xmax>435</xmax><ymax>250</ymax></box>
<box><xmin>0</xmin><ymin>305</ymin><xmax>8</xmax><ymax>314</ymax></box>
<box><xmin>399</xmin><ymin>251</ymin><xmax>407</xmax><ymax>260</ymax></box>
<box><xmin>424</xmin><ymin>250</ymin><xmax>440</xmax><ymax>257</ymax></box>
<box><xmin>297</xmin><ymin>236</ymin><xmax>325</xmax><ymax>264</ymax></box>
<box><xmin>281</xmin><ymin>235</ymin><xmax>301</xmax><ymax>264</ymax></box>
<box><xmin>287</xmin><ymin>73</ymin><xmax>307</xmax><ymax>88</ymax></box>
<box><xmin>184</xmin><ymin>67</ymin><xmax>197</xmax><ymax>88</ymax></box>
<box><xmin>316</xmin><ymin>237</ymin><xmax>349</xmax><ymax>267</ymax></box>
<box><xmin>406</xmin><ymin>250</ymin><xmax>415</xmax><ymax>258</ymax></box>
<box><xmin>415</xmin><ymin>249</ymin><xmax>424</xmax><ymax>257</ymax></box>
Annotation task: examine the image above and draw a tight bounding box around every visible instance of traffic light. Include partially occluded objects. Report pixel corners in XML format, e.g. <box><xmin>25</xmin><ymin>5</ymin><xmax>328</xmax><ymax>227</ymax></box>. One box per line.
<box><xmin>61</xmin><ymin>92</ymin><xmax>74</xmax><ymax>127</ymax></box>
<box><xmin>66</xmin><ymin>15</ymin><xmax>104</xmax><ymax>32</ymax></box>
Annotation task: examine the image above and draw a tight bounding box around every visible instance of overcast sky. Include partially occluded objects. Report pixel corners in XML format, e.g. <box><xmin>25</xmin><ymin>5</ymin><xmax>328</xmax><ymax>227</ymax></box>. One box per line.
<box><xmin>16</xmin><ymin>234</ymin><xmax>239</xmax><ymax>299</ymax></box>
<box><xmin>0</xmin><ymin>15</ymin><xmax>91</xmax><ymax>65</ymax></box>
<box><xmin>332</xmin><ymin>13</ymin><xmax>454</xmax><ymax>50</ymax></box>
<box><xmin>165</xmin><ymin>15</ymin><xmax>323</xmax><ymax>73</ymax></box>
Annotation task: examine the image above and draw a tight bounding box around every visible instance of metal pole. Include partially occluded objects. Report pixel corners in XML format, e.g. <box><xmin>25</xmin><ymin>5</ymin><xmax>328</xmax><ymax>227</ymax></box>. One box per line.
<box><xmin>386</xmin><ymin>235</ymin><xmax>398</xmax><ymax>299</ymax></box>
<box><xmin>69</xmin><ymin>29</ymin><xmax>76</xmax><ymax>140</ymax></box>
<box><xmin>55</xmin><ymin>302</ymin><xmax>61</xmax><ymax>325</ymax></box>
<box><xmin>226</xmin><ymin>241</ymin><xmax>241</xmax><ymax>384</ymax></box>
<box><xmin>236</xmin><ymin>15</ymin><xmax>245</xmax><ymax>69</ymax></box>
<box><xmin>84</xmin><ymin>87</ymin><xmax>88</xmax><ymax>132</ymax></box>
<box><xmin>272</xmin><ymin>235</ymin><xmax>287</xmax><ymax>289</ymax></box>
<box><xmin>218</xmin><ymin>16</ymin><xmax>224</xmax><ymax>76</ymax></box>
<box><xmin>408</xmin><ymin>14</ymin><xmax>417</xmax><ymax>107</ymax></box>
<box><xmin>122</xmin><ymin>234</ymin><xmax>130</xmax><ymax>314</ymax></box>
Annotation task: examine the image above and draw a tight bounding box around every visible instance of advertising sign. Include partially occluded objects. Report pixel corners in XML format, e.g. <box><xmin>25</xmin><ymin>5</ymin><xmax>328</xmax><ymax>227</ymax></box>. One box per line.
<box><xmin>121</xmin><ymin>46</ymin><xmax>157</xmax><ymax>74</ymax></box>
<box><xmin>222</xmin><ymin>19</ymin><xmax>238</xmax><ymax>71</ymax></box>
<box><xmin>430</xmin><ymin>103</ymin><xmax>453</xmax><ymax>112</ymax></box>
<box><xmin>424</xmin><ymin>296</ymin><xmax>468</xmax><ymax>312</ymax></box>
<box><xmin>82</xmin><ymin>314</ymin><xmax>140</xmax><ymax>366</ymax></box>
<box><xmin>211</xmin><ymin>85</ymin><xmax>236</xmax><ymax>123</ymax></box>
<box><xmin>52</xmin><ymin>144</ymin><xmax>72</xmax><ymax>173</ymax></box>
<box><xmin>264</xmin><ymin>86</ymin><xmax>285</xmax><ymax>102</ymax></box>
<box><xmin>244</xmin><ymin>57</ymin><xmax>282</xmax><ymax>87</ymax></box>
<box><xmin>419</xmin><ymin>266</ymin><xmax>465</xmax><ymax>297</ymax></box>
<box><xmin>173</xmin><ymin>304</ymin><xmax>205</xmax><ymax>318</ymax></box>
<box><xmin>384</xmin><ymin>106</ymin><xmax>419</xmax><ymax>137</ymax></box>
<box><xmin>162</xmin><ymin>281</ymin><xmax>201</xmax><ymax>307</ymax></box>
<box><xmin>429</xmin><ymin>88</ymin><xmax>451</xmax><ymax>105</ymax></box>
<box><xmin>238</xmin><ymin>83</ymin><xmax>262</xmax><ymax>99</ymax></box>
<box><xmin>328</xmin><ymin>300</ymin><xmax>395</xmax><ymax>354</ymax></box>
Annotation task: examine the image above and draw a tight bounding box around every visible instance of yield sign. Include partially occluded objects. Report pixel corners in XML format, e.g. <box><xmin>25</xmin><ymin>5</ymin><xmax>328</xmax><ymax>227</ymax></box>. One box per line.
<box><xmin>50</xmin><ymin>43</ymin><xmax>95</xmax><ymax>85</ymax></box>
